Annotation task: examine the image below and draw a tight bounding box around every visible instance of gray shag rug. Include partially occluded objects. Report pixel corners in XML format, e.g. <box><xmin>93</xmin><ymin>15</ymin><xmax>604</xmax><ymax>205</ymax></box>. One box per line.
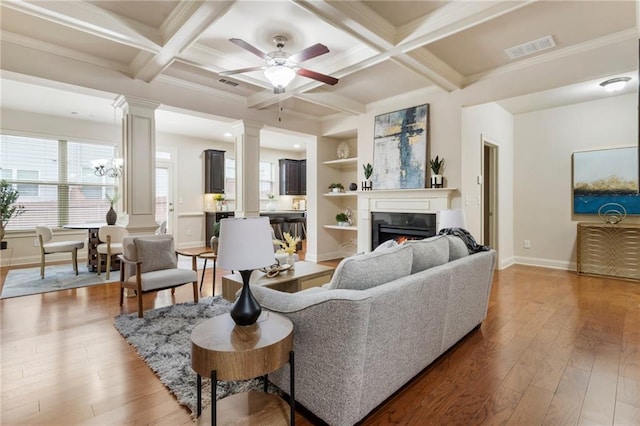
<box><xmin>113</xmin><ymin>296</ymin><xmax>279</xmax><ymax>415</ymax></box>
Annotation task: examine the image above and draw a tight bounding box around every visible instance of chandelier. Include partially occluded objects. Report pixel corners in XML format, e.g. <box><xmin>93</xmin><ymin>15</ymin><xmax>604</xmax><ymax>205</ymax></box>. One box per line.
<box><xmin>92</xmin><ymin>157</ymin><xmax>122</xmax><ymax>178</ymax></box>
<box><xmin>93</xmin><ymin>104</ymin><xmax>123</xmax><ymax>178</ymax></box>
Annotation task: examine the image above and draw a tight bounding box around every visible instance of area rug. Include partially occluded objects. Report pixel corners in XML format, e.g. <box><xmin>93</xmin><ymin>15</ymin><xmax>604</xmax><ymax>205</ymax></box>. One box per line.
<box><xmin>113</xmin><ymin>296</ymin><xmax>278</xmax><ymax>415</ymax></box>
<box><xmin>1</xmin><ymin>257</ymin><xmax>212</xmax><ymax>299</ymax></box>
<box><xmin>0</xmin><ymin>265</ymin><xmax>116</xmax><ymax>299</ymax></box>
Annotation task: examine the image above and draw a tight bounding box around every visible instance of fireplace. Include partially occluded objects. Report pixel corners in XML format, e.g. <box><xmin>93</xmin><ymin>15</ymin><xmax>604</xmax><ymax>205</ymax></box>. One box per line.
<box><xmin>371</xmin><ymin>212</ymin><xmax>437</xmax><ymax>250</ymax></box>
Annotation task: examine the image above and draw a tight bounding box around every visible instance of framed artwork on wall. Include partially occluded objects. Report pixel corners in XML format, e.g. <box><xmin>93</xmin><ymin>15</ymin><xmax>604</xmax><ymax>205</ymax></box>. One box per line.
<box><xmin>572</xmin><ymin>146</ymin><xmax>640</xmax><ymax>215</ymax></box>
<box><xmin>373</xmin><ymin>104</ymin><xmax>429</xmax><ymax>190</ymax></box>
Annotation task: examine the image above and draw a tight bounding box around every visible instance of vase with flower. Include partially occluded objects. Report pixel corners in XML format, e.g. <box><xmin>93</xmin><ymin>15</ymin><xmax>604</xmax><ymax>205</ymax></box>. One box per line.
<box><xmin>105</xmin><ymin>192</ymin><xmax>120</xmax><ymax>225</ymax></box>
<box><xmin>273</xmin><ymin>232</ymin><xmax>301</xmax><ymax>269</ymax></box>
<box><xmin>266</xmin><ymin>193</ymin><xmax>277</xmax><ymax>211</ymax></box>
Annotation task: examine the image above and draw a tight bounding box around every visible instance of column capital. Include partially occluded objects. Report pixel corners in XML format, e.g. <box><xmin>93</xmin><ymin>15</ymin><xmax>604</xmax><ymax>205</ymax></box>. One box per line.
<box><xmin>114</xmin><ymin>95</ymin><xmax>161</xmax><ymax>116</ymax></box>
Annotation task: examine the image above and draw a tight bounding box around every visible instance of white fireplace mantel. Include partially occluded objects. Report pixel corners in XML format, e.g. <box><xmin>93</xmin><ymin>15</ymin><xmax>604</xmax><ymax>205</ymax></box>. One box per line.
<box><xmin>357</xmin><ymin>188</ymin><xmax>457</xmax><ymax>252</ymax></box>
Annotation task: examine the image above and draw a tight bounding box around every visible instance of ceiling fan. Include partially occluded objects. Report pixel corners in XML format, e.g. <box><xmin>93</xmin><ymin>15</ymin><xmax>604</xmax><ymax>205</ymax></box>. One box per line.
<box><xmin>219</xmin><ymin>35</ymin><xmax>339</xmax><ymax>94</ymax></box>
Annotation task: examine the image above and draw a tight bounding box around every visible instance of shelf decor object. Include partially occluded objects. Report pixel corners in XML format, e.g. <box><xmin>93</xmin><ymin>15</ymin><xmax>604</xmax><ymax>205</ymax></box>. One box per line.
<box><xmin>337</xmin><ymin>142</ymin><xmax>350</xmax><ymax>159</ymax></box>
<box><xmin>216</xmin><ymin>217</ymin><xmax>276</xmax><ymax>326</ymax></box>
<box><xmin>362</xmin><ymin>163</ymin><xmax>373</xmax><ymax>191</ymax></box>
<box><xmin>373</xmin><ymin>104</ymin><xmax>429</xmax><ymax>189</ymax></box>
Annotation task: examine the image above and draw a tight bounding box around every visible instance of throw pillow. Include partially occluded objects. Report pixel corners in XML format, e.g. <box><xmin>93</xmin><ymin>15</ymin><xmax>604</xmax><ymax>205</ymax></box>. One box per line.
<box><xmin>135</xmin><ymin>237</ymin><xmax>177</xmax><ymax>273</ymax></box>
<box><xmin>329</xmin><ymin>244</ymin><xmax>413</xmax><ymax>291</ymax></box>
<box><xmin>373</xmin><ymin>239</ymin><xmax>398</xmax><ymax>252</ymax></box>
<box><xmin>446</xmin><ymin>235</ymin><xmax>469</xmax><ymax>261</ymax></box>
<box><xmin>404</xmin><ymin>236</ymin><xmax>449</xmax><ymax>273</ymax></box>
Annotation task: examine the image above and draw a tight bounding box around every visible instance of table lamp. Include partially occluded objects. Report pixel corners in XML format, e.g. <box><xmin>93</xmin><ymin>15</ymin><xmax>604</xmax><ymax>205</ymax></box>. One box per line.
<box><xmin>216</xmin><ymin>217</ymin><xmax>276</xmax><ymax>326</ymax></box>
<box><xmin>437</xmin><ymin>209</ymin><xmax>467</xmax><ymax>232</ymax></box>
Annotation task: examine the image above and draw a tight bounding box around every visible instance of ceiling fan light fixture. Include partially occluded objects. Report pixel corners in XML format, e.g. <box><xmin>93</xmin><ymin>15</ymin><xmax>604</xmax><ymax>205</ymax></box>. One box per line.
<box><xmin>264</xmin><ymin>65</ymin><xmax>296</xmax><ymax>90</ymax></box>
<box><xmin>599</xmin><ymin>77</ymin><xmax>631</xmax><ymax>92</ymax></box>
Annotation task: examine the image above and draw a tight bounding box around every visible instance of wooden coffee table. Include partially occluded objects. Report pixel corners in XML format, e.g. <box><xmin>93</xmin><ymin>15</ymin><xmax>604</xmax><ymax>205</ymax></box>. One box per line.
<box><xmin>221</xmin><ymin>261</ymin><xmax>334</xmax><ymax>302</ymax></box>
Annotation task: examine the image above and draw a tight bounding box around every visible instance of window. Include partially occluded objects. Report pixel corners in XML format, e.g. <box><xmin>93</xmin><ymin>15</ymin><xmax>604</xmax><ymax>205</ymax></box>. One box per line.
<box><xmin>224</xmin><ymin>159</ymin><xmax>273</xmax><ymax>199</ymax></box>
<box><xmin>0</xmin><ymin>135</ymin><xmax>119</xmax><ymax>230</ymax></box>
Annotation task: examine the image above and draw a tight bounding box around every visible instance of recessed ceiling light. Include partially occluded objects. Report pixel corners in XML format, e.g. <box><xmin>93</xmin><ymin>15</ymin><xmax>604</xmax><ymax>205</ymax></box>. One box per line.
<box><xmin>224</xmin><ymin>132</ymin><xmax>232</xmax><ymax>137</ymax></box>
<box><xmin>293</xmin><ymin>144</ymin><xmax>300</xmax><ymax>148</ymax></box>
<box><xmin>599</xmin><ymin>77</ymin><xmax>631</xmax><ymax>92</ymax></box>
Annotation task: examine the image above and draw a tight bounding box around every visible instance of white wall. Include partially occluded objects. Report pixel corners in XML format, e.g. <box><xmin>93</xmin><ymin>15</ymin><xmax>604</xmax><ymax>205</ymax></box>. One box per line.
<box><xmin>461</xmin><ymin>102</ymin><xmax>515</xmax><ymax>269</ymax></box>
<box><xmin>513</xmin><ymin>93</ymin><xmax>638</xmax><ymax>270</ymax></box>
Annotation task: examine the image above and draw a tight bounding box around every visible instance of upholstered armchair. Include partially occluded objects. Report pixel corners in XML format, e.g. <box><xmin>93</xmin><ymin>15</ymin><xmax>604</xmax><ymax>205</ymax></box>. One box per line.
<box><xmin>35</xmin><ymin>225</ymin><xmax>85</xmax><ymax>279</ymax></box>
<box><xmin>118</xmin><ymin>234</ymin><xmax>198</xmax><ymax>318</ymax></box>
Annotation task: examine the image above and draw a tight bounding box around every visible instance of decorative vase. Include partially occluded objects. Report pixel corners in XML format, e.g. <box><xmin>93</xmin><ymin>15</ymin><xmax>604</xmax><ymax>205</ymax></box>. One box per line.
<box><xmin>266</xmin><ymin>200</ymin><xmax>277</xmax><ymax>211</ymax></box>
<box><xmin>349</xmin><ymin>182</ymin><xmax>358</xmax><ymax>191</ymax></box>
<box><xmin>106</xmin><ymin>205</ymin><xmax>117</xmax><ymax>225</ymax></box>
<box><xmin>210</xmin><ymin>236</ymin><xmax>218</xmax><ymax>254</ymax></box>
<box><xmin>430</xmin><ymin>175</ymin><xmax>444</xmax><ymax>188</ymax></box>
<box><xmin>286</xmin><ymin>254</ymin><xmax>295</xmax><ymax>269</ymax></box>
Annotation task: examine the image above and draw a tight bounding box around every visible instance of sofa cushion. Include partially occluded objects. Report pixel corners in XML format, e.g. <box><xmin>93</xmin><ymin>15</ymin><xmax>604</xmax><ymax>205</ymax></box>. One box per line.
<box><xmin>134</xmin><ymin>237</ymin><xmax>177</xmax><ymax>273</ymax></box>
<box><xmin>404</xmin><ymin>236</ymin><xmax>449</xmax><ymax>273</ymax></box>
<box><xmin>446</xmin><ymin>235</ymin><xmax>469</xmax><ymax>261</ymax></box>
<box><xmin>328</xmin><ymin>244</ymin><xmax>413</xmax><ymax>290</ymax></box>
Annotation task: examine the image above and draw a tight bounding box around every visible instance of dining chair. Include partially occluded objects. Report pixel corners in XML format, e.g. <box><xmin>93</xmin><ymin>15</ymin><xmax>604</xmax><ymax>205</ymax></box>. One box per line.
<box><xmin>97</xmin><ymin>225</ymin><xmax>128</xmax><ymax>280</ymax></box>
<box><xmin>35</xmin><ymin>225</ymin><xmax>85</xmax><ymax>279</ymax></box>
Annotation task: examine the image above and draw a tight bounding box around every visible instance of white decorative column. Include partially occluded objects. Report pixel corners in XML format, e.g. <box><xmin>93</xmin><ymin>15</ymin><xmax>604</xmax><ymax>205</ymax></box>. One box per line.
<box><xmin>231</xmin><ymin>120</ymin><xmax>263</xmax><ymax>218</ymax></box>
<box><xmin>114</xmin><ymin>95</ymin><xmax>161</xmax><ymax>235</ymax></box>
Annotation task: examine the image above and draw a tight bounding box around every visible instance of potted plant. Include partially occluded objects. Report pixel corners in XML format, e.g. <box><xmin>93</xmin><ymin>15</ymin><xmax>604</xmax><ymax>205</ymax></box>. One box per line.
<box><xmin>336</xmin><ymin>212</ymin><xmax>349</xmax><ymax>226</ymax></box>
<box><xmin>214</xmin><ymin>194</ymin><xmax>224</xmax><ymax>211</ymax></box>
<box><xmin>210</xmin><ymin>222</ymin><xmax>220</xmax><ymax>254</ymax></box>
<box><xmin>328</xmin><ymin>183</ymin><xmax>344</xmax><ymax>193</ymax></box>
<box><xmin>0</xmin><ymin>179</ymin><xmax>26</xmax><ymax>250</ymax></box>
<box><xmin>362</xmin><ymin>163</ymin><xmax>373</xmax><ymax>190</ymax></box>
<box><xmin>429</xmin><ymin>156</ymin><xmax>445</xmax><ymax>188</ymax></box>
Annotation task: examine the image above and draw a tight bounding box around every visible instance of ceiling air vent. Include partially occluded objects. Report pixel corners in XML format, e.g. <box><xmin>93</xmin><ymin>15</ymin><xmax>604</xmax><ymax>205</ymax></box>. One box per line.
<box><xmin>505</xmin><ymin>35</ymin><xmax>556</xmax><ymax>59</ymax></box>
<box><xmin>218</xmin><ymin>78</ymin><xmax>239</xmax><ymax>87</ymax></box>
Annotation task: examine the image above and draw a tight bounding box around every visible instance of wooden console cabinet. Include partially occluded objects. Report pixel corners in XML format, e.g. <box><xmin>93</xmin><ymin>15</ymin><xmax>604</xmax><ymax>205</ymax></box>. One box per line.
<box><xmin>576</xmin><ymin>222</ymin><xmax>640</xmax><ymax>281</ymax></box>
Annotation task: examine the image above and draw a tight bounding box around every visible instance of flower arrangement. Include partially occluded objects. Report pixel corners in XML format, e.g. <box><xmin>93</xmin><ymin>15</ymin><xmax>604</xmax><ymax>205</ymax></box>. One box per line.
<box><xmin>214</xmin><ymin>194</ymin><xmax>224</xmax><ymax>201</ymax></box>
<box><xmin>273</xmin><ymin>232</ymin><xmax>301</xmax><ymax>255</ymax></box>
<box><xmin>267</xmin><ymin>193</ymin><xmax>276</xmax><ymax>200</ymax></box>
<box><xmin>106</xmin><ymin>192</ymin><xmax>121</xmax><ymax>206</ymax></box>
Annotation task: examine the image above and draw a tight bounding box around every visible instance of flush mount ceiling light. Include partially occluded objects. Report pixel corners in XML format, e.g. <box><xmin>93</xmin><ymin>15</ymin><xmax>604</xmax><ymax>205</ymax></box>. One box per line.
<box><xmin>599</xmin><ymin>77</ymin><xmax>631</xmax><ymax>92</ymax></box>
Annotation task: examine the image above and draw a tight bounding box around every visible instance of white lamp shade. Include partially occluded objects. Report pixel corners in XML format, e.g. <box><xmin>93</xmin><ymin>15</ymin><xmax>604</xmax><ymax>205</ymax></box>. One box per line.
<box><xmin>264</xmin><ymin>65</ymin><xmax>296</xmax><ymax>88</ymax></box>
<box><xmin>216</xmin><ymin>217</ymin><xmax>276</xmax><ymax>270</ymax></box>
<box><xmin>438</xmin><ymin>209</ymin><xmax>467</xmax><ymax>232</ymax></box>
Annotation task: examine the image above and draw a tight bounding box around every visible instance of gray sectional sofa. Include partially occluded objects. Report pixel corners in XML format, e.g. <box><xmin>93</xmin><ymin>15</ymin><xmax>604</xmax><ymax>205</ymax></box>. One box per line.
<box><xmin>251</xmin><ymin>235</ymin><xmax>497</xmax><ymax>426</ymax></box>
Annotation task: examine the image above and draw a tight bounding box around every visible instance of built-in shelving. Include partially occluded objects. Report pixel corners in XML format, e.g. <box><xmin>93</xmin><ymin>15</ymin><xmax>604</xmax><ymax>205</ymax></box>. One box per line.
<box><xmin>323</xmin><ymin>192</ymin><xmax>358</xmax><ymax>197</ymax></box>
<box><xmin>323</xmin><ymin>225</ymin><xmax>358</xmax><ymax>231</ymax></box>
<box><xmin>322</xmin><ymin>158</ymin><xmax>357</xmax><ymax>169</ymax></box>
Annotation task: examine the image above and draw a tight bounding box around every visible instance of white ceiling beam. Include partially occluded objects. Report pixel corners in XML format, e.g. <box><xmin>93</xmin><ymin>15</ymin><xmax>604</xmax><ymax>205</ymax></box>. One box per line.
<box><xmin>393</xmin><ymin>49</ymin><xmax>464</xmax><ymax>92</ymax></box>
<box><xmin>1</xmin><ymin>0</ymin><xmax>162</xmax><ymax>52</ymax></box>
<box><xmin>131</xmin><ymin>1</ymin><xmax>235</xmax><ymax>82</ymax></box>
<box><xmin>294</xmin><ymin>92</ymin><xmax>366</xmax><ymax>115</ymax></box>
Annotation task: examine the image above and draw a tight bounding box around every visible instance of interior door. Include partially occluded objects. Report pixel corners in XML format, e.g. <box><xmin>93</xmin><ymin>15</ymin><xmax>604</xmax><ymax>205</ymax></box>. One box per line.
<box><xmin>481</xmin><ymin>137</ymin><xmax>499</xmax><ymax>258</ymax></box>
<box><xmin>156</xmin><ymin>161</ymin><xmax>174</xmax><ymax>234</ymax></box>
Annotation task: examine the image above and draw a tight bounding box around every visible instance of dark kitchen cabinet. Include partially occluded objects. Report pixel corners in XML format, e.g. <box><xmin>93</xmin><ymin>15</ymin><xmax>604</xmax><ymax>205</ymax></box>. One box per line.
<box><xmin>279</xmin><ymin>158</ymin><xmax>306</xmax><ymax>195</ymax></box>
<box><xmin>204</xmin><ymin>149</ymin><xmax>225</xmax><ymax>194</ymax></box>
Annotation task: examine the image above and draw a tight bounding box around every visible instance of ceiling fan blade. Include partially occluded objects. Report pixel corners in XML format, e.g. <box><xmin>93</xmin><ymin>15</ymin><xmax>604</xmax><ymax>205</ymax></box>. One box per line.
<box><xmin>296</xmin><ymin>68</ymin><xmax>339</xmax><ymax>86</ymax></box>
<box><xmin>229</xmin><ymin>38</ymin><xmax>269</xmax><ymax>60</ymax></box>
<box><xmin>289</xmin><ymin>43</ymin><xmax>330</xmax><ymax>63</ymax></box>
<box><xmin>219</xmin><ymin>66</ymin><xmax>266</xmax><ymax>76</ymax></box>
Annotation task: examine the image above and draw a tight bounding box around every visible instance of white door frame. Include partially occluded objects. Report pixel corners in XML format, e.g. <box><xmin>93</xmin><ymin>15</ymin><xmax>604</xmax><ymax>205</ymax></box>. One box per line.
<box><xmin>481</xmin><ymin>135</ymin><xmax>499</xmax><ymax>266</ymax></box>
<box><xmin>156</xmin><ymin>159</ymin><xmax>175</xmax><ymax>235</ymax></box>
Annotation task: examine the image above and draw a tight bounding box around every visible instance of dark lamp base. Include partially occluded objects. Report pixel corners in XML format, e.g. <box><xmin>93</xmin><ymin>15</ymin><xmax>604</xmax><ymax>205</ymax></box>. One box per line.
<box><xmin>230</xmin><ymin>269</ymin><xmax>262</xmax><ymax>326</ymax></box>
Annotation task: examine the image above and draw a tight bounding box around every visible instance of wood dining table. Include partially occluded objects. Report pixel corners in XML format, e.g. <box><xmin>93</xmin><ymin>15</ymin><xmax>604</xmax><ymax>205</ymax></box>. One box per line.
<box><xmin>63</xmin><ymin>223</ymin><xmax>111</xmax><ymax>272</ymax></box>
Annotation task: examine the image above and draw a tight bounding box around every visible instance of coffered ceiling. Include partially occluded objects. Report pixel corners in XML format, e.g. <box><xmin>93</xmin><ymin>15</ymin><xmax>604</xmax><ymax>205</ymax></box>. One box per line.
<box><xmin>0</xmin><ymin>0</ymin><xmax>638</xmax><ymax>141</ymax></box>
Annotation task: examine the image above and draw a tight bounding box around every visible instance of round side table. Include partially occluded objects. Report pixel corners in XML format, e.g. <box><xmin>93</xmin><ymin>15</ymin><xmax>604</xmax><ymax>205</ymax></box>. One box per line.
<box><xmin>191</xmin><ymin>312</ymin><xmax>294</xmax><ymax>425</ymax></box>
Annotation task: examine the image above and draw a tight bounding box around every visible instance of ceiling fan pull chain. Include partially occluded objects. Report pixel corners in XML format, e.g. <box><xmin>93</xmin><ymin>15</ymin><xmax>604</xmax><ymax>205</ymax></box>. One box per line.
<box><xmin>278</xmin><ymin>97</ymin><xmax>283</xmax><ymax>122</ymax></box>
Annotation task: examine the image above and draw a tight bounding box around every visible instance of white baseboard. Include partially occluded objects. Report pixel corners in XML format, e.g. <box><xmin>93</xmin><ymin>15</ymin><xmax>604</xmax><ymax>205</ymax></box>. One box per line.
<box><xmin>499</xmin><ymin>256</ymin><xmax>515</xmax><ymax>270</ymax></box>
<box><xmin>514</xmin><ymin>256</ymin><xmax>576</xmax><ymax>271</ymax></box>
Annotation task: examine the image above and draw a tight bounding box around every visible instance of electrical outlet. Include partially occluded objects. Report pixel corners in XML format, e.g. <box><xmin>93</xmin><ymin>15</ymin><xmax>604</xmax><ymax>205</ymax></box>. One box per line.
<box><xmin>524</xmin><ymin>240</ymin><xmax>531</xmax><ymax>249</ymax></box>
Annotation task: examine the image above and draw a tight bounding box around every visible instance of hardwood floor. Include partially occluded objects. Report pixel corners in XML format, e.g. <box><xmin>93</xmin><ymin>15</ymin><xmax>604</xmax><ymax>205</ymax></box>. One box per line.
<box><xmin>2</xmin><ymin>257</ymin><xmax>639</xmax><ymax>425</ymax></box>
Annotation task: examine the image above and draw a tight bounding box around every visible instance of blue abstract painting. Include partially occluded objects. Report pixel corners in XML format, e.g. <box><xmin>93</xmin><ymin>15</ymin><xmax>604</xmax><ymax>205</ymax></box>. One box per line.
<box><xmin>373</xmin><ymin>104</ymin><xmax>429</xmax><ymax>190</ymax></box>
<box><xmin>573</xmin><ymin>146</ymin><xmax>640</xmax><ymax>215</ymax></box>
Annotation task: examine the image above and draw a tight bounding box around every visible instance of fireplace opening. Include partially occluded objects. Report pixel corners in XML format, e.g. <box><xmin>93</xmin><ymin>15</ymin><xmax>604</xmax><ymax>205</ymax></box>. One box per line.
<box><xmin>371</xmin><ymin>212</ymin><xmax>437</xmax><ymax>250</ymax></box>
